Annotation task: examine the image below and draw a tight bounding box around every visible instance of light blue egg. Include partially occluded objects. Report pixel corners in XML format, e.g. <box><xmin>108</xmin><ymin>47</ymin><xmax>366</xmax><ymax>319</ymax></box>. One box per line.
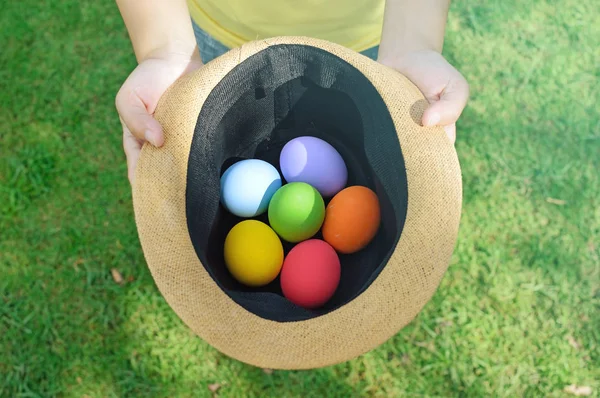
<box><xmin>220</xmin><ymin>159</ymin><xmax>282</xmax><ymax>217</ymax></box>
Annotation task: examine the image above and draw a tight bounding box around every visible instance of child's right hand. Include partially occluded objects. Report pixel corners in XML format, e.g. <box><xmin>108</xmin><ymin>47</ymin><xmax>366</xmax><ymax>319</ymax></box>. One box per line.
<box><xmin>115</xmin><ymin>50</ymin><xmax>202</xmax><ymax>184</ymax></box>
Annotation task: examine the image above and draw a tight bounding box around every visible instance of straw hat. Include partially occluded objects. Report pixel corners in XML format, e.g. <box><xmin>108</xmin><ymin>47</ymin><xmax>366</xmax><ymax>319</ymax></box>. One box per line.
<box><xmin>133</xmin><ymin>36</ymin><xmax>462</xmax><ymax>370</ymax></box>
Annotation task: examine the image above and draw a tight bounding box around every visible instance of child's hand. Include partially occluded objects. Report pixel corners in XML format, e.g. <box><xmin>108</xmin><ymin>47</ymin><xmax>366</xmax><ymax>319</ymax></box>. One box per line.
<box><xmin>116</xmin><ymin>51</ymin><xmax>202</xmax><ymax>184</ymax></box>
<box><xmin>379</xmin><ymin>50</ymin><xmax>469</xmax><ymax>143</ymax></box>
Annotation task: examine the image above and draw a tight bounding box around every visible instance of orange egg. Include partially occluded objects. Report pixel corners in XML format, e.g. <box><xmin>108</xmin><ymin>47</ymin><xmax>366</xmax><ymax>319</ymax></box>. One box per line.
<box><xmin>322</xmin><ymin>186</ymin><xmax>381</xmax><ymax>254</ymax></box>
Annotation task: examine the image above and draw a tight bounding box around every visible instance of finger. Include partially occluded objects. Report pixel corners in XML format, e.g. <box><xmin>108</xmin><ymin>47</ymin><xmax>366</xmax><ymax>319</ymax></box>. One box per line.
<box><xmin>422</xmin><ymin>76</ymin><xmax>469</xmax><ymax>127</ymax></box>
<box><xmin>116</xmin><ymin>86</ymin><xmax>164</xmax><ymax>147</ymax></box>
<box><xmin>122</xmin><ymin>121</ymin><xmax>142</xmax><ymax>184</ymax></box>
<box><xmin>443</xmin><ymin>123</ymin><xmax>456</xmax><ymax>144</ymax></box>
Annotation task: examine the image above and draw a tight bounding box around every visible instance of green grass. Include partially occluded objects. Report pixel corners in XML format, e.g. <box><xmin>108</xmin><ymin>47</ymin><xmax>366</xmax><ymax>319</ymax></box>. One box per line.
<box><xmin>1</xmin><ymin>0</ymin><xmax>598</xmax><ymax>396</ymax></box>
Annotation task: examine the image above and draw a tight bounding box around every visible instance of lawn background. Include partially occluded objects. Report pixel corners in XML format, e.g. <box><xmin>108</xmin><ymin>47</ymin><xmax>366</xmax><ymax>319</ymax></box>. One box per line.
<box><xmin>1</xmin><ymin>0</ymin><xmax>598</xmax><ymax>396</ymax></box>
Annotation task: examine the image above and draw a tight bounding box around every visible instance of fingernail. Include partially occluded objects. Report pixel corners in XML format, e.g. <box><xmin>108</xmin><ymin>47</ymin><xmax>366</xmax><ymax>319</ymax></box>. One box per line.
<box><xmin>144</xmin><ymin>130</ymin><xmax>156</xmax><ymax>146</ymax></box>
<box><xmin>425</xmin><ymin>113</ymin><xmax>440</xmax><ymax>126</ymax></box>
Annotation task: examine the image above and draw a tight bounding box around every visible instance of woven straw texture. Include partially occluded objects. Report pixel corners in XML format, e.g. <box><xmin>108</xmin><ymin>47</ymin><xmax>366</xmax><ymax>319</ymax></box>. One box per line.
<box><xmin>132</xmin><ymin>36</ymin><xmax>462</xmax><ymax>370</ymax></box>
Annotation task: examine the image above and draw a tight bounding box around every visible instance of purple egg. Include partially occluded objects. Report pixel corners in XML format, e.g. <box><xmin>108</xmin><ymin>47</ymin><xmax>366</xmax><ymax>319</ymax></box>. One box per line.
<box><xmin>279</xmin><ymin>136</ymin><xmax>348</xmax><ymax>198</ymax></box>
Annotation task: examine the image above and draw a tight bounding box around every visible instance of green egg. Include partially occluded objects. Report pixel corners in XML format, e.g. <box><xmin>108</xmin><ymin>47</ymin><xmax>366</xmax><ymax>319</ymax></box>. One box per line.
<box><xmin>268</xmin><ymin>182</ymin><xmax>325</xmax><ymax>243</ymax></box>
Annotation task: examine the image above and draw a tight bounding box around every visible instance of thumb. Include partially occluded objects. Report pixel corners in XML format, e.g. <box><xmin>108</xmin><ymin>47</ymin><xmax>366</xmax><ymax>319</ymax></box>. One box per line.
<box><xmin>422</xmin><ymin>77</ymin><xmax>469</xmax><ymax>127</ymax></box>
<box><xmin>115</xmin><ymin>87</ymin><xmax>164</xmax><ymax>147</ymax></box>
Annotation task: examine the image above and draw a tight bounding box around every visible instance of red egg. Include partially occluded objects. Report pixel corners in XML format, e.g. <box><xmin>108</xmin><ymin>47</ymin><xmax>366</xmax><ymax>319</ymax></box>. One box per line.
<box><xmin>280</xmin><ymin>239</ymin><xmax>341</xmax><ymax>309</ymax></box>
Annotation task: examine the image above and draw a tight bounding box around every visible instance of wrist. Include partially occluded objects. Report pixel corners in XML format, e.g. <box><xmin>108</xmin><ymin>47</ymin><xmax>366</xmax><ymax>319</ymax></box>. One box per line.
<box><xmin>141</xmin><ymin>39</ymin><xmax>201</xmax><ymax>64</ymax></box>
<box><xmin>377</xmin><ymin>48</ymin><xmax>439</xmax><ymax>69</ymax></box>
<box><xmin>378</xmin><ymin>0</ymin><xmax>448</xmax><ymax>64</ymax></box>
<box><xmin>378</xmin><ymin>35</ymin><xmax>442</xmax><ymax>65</ymax></box>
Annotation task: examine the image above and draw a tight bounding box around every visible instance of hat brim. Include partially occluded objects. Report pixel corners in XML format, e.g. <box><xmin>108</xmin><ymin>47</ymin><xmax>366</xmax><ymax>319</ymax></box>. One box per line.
<box><xmin>133</xmin><ymin>37</ymin><xmax>462</xmax><ymax>369</ymax></box>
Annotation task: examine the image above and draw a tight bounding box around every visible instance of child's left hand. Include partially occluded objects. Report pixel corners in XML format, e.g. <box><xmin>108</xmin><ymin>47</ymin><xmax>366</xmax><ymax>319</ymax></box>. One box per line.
<box><xmin>379</xmin><ymin>50</ymin><xmax>469</xmax><ymax>144</ymax></box>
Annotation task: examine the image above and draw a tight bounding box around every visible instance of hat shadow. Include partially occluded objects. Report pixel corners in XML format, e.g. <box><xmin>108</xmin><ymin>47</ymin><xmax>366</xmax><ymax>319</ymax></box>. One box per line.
<box><xmin>220</xmin><ymin>357</ymin><xmax>361</xmax><ymax>397</ymax></box>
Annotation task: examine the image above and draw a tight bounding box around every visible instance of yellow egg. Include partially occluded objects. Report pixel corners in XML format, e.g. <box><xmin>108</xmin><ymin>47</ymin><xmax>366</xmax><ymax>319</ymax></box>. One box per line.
<box><xmin>224</xmin><ymin>220</ymin><xmax>284</xmax><ymax>287</ymax></box>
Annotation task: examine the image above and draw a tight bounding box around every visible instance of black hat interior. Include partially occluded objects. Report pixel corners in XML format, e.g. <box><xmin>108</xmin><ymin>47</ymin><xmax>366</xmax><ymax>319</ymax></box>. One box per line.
<box><xmin>185</xmin><ymin>45</ymin><xmax>408</xmax><ymax>322</ymax></box>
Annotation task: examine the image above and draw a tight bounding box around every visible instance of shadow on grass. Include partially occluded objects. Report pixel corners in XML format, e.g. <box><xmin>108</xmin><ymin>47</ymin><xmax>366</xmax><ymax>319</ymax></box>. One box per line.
<box><xmin>100</xmin><ymin>271</ymin><xmax>360</xmax><ymax>397</ymax></box>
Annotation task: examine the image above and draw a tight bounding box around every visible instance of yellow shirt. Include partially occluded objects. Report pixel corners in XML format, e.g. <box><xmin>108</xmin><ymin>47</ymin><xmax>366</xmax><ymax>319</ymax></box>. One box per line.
<box><xmin>187</xmin><ymin>0</ymin><xmax>384</xmax><ymax>52</ymax></box>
